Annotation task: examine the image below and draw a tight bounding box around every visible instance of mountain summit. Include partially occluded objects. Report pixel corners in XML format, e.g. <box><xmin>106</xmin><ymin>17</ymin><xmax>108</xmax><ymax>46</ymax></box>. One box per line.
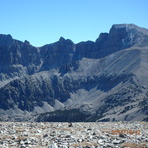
<box><xmin>0</xmin><ymin>24</ymin><xmax>148</xmax><ymax>122</ymax></box>
<box><xmin>94</xmin><ymin>24</ymin><xmax>148</xmax><ymax>57</ymax></box>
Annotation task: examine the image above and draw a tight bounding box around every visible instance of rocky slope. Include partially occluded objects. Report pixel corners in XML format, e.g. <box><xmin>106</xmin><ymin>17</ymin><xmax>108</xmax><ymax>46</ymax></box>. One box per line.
<box><xmin>0</xmin><ymin>24</ymin><xmax>148</xmax><ymax>121</ymax></box>
<box><xmin>0</xmin><ymin>122</ymin><xmax>147</xmax><ymax>147</ymax></box>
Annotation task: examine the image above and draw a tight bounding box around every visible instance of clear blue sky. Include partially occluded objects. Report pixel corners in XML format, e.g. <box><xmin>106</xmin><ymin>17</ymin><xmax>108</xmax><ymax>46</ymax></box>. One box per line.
<box><xmin>0</xmin><ymin>0</ymin><xmax>147</xmax><ymax>46</ymax></box>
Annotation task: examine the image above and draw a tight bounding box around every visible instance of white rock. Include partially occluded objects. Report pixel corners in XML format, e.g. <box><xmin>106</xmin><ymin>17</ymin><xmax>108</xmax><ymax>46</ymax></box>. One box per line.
<box><xmin>48</xmin><ymin>141</ymin><xmax>58</xmax><ymax>148</ymax></box>
<box><xmin>98</xmin><ymin>139</ymin><xmax>104</xmax><ymax>145</ymax></box>
<box><xmin>112</xmin><ymin>139</ymin><xmax>122</xmax><ymax>144</ymax></box>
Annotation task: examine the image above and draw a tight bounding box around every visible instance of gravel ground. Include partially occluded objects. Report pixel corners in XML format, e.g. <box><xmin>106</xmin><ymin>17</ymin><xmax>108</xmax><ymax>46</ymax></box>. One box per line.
<box><xmin>0</xmin><ymin>122</ymin><xmax>147</xmax><ymax>148</ymax></box>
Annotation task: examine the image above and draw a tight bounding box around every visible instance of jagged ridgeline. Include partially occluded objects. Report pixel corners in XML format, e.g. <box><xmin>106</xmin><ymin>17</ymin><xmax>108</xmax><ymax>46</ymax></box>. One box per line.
<box><xmin>0</xmin><ymin>24</ymin><xmax>148</xmax><ymax>121</ymax></box>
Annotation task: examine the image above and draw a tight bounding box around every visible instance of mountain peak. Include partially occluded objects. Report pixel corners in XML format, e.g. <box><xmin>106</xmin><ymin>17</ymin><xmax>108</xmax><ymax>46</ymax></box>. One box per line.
<box><xmin>0</xmin><ymin>34</ymin><xmax>12</xmax><ymax>41</ymax></box>
<box><xmin>94</xmin><ymin>23</ymin><xmax>148</xmax><ymax>58</ymax></box>
<box><xmin>111</xmin><ymin>24</ymin><xmax>138</xmax><ymax>29</ymax></box>
<box><xmin>58</xmin><ymin>36</ymin><xmax>74</xmax><ymax>45</ymax></box>
<box><xmin>110</xmin><ymin>23</ymin><xmax>148</xmax><ymax>35</ymax></box>
<box><xmin>110</xmin><ymin>23</ymin><xmax>141</xmax><ymax>34</ymax></box>
<box><xmin>59</xmin><ymin>37</ymin><xmax>66</xmax><ymax>42</ymax></box>
<box><xmin>0</xmin><ymin>34</ymin><xmax>14</xmax><ymax>47</ymax></box>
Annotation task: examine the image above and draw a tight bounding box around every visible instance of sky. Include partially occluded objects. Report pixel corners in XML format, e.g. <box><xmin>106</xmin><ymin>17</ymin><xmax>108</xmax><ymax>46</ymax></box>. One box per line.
<box><xmin>0</xmin><ymin>0</ymin><xmax>147</xmax><ymax>47</ymax></box>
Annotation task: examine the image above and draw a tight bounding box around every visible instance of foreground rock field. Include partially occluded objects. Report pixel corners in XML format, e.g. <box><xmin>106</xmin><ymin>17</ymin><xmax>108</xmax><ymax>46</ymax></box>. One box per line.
<box><xmin>0</xmin><ymin>122</ymin><xmax>147</xmax><ymax>148</ymax></box>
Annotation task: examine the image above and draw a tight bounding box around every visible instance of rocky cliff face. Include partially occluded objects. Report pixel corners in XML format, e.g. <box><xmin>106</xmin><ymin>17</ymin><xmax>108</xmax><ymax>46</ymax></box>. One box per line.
<box><xmin>0</xmin><ymin>24</ymin><xmax>148</xmax><ymax>121</ymax></box>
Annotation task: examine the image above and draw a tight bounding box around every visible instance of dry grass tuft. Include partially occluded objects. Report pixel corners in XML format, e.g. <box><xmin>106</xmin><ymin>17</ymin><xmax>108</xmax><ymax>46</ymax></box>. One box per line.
<box><xmin>122</xmin><ymin>142</ymin><xmax>147</xmax><ymax>148</ymax></box>
<box><xmin>71</xmin><ymin>142</ymin><xmax>98</xmax><ymax>147</ymax></box>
